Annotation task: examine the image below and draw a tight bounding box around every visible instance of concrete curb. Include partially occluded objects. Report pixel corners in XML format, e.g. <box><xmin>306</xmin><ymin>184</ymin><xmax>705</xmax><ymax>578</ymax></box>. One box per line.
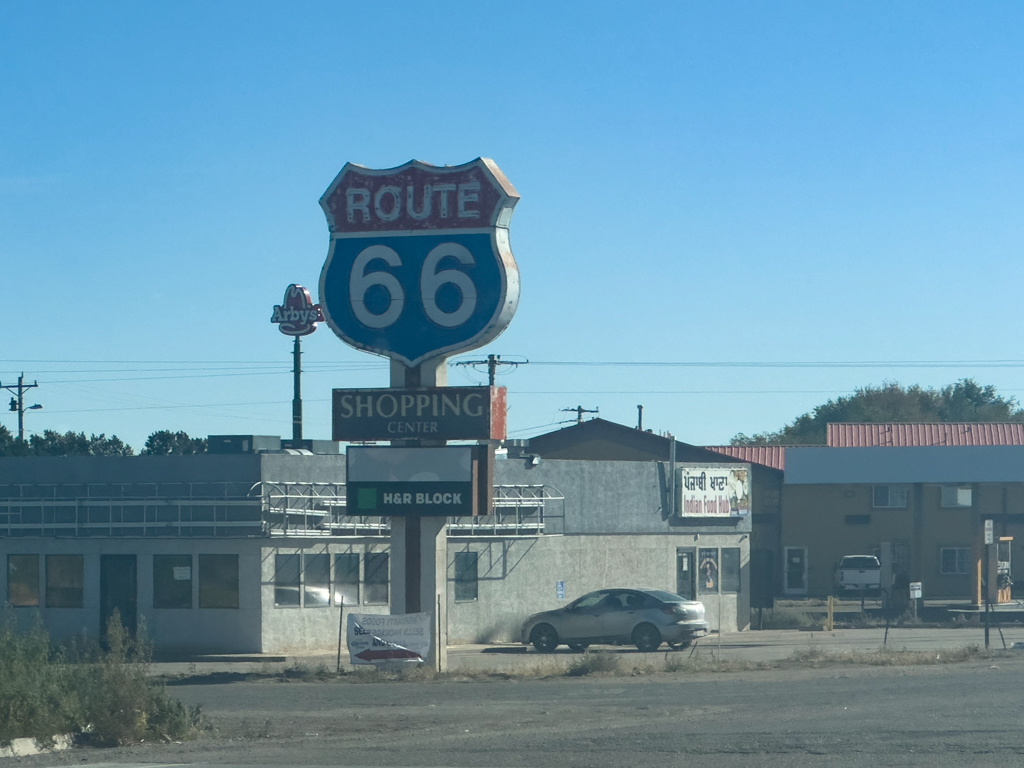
<box><xmin>0</xmin><ymin>733</ymin><xmax>73</xmax><ymax>758</ymax></box>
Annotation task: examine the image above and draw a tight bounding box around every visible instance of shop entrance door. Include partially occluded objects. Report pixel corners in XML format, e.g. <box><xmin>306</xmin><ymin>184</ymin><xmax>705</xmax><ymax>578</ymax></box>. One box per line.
<box><xmin>784</xmin><ymin>547</ymin><xmax>808</xmax><ymax>595</ymax></box>
<box><xmin>676</xmin><ymin>549</ymin><xmax>696</xmax><ymax>599</ymax></box>
<box><xmin>100</xmin><ymin>555</ymin><xmax>137</xmax><ymax>642</ymax></box>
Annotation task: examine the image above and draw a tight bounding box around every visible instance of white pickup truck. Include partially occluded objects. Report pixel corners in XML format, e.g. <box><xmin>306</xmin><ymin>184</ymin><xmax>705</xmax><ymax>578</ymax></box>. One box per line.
<box><xmin>835</xmin><ymin>555</ymin><xmax>881</xmax><ymax>595</ymax></box>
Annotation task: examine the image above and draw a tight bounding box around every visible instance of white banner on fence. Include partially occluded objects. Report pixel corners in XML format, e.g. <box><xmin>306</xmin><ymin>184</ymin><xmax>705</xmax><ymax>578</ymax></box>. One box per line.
<box><xmin>346</xmin><ymin>612</ymin><xmax>432</xmax><ymax>665</ymax></box>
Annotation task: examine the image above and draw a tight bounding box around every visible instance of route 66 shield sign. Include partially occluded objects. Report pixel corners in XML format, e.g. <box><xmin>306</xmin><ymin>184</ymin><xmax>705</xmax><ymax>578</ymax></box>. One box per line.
<box><xmin>318</xmin><ymin>158</ymin><xmax>520</xmax><ymax>367</ymax></box>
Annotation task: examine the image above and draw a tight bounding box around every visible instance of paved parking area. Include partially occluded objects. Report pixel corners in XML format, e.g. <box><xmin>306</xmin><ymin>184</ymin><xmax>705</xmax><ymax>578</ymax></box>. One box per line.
<box><xmin>148</xmin><ymin>624</ymin><xmax>1024</xmax><ymax>678</ymax></box>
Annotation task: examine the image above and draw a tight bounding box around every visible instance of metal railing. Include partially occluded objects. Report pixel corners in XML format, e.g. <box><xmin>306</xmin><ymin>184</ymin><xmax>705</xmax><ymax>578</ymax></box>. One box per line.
<box><xmin>0</xmin><ymin>480</ymin><xmax>563</xmax><ymax>538</ymax></box>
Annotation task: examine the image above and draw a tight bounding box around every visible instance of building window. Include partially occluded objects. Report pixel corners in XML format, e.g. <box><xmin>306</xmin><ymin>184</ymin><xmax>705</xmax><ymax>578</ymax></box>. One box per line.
<box><xmin>698</xmin><ymin>548</ymin><xmax>719</xmax><ymax>594</ymax></box>
<box><xmin>940</xmin><ymin>548</ymin><xmax>971</xmax><ymax>575</ymax></box>
<box><xmin>274</xmin><ymin>554</ymin><xmax>301</xmax><ymax>607</ymax></box>
<box><xmin>153</xmin><ymin>555</ymin><xmax>192</xmax><ymax>609</ymax></box>
<box><xmin>7</xmin><ymin>554</ymin><xmax>39</xmax><ymax>607</ymax></box>
<box><xmin>334</xmin><ymin>553</ymin><xmax>360</xmax><ymax>606</ymax></box>
<box><xmin>364</xmin><ymin>552</ymin><xmax>389</xmax><ymax>604</ymax></box>
<box><xmin>46</xmin><ymin>555</ymin><xmax>84</xmax><ymax>608</ymax></box>
<box><xmin>199</xmin><ymin>554</ymin><xmax>239</xmax><ymax>609</ymax></box>
<box><xmin>845</xmin><ymin>515</ymin><xmax>871</xmax><ymax>526</ymax></box>
<box><xmin>303</xmin><ymin>553</ymin><xmax>330</xmax><ymax>608</ymax></box>
<box><xmin>720</xmin><ymin>548</ymin><xmax>741</xmax><ymax>593</ymax></box>
<box><xmin>941</xmin><ymin>486</ymin><xmax>972</xmax><ymax>508</ymax></box>
<box><xmin>454</xmin><ymin>551</ymin><xmax>479</xmax><ymax>602</ymax></box>
<box><xmin>873</xmin><ymin>485</ymin><xmax>908</xmax><ymax>509</ymax></box>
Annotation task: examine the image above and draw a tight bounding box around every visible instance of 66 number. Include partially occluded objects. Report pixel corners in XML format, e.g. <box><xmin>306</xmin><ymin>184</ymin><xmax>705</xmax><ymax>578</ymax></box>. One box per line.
<box><xmin>349</xmin><ymin>243</ymin><xmax>477</xmax><ymax>329</ymax></box>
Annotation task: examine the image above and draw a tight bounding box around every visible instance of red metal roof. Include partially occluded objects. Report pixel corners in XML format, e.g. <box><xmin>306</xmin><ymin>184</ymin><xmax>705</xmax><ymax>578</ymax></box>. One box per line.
<box><xmin>704</xmin><ymin>445</ymin><xmax>787</xmax><ymax>471</ymax></box>
<box><xmin>826</xmin><ymin>422</ymin><xmax>1024</xmax><ymax>447</ymax></box>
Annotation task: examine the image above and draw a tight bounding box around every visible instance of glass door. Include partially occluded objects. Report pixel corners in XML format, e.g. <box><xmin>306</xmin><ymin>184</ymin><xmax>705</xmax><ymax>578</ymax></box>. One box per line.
<box><xmin>676</xmin><ymin>549</ymin><xmax>696</xmax><ymax>599</ymax></box>
<box><xmin>784</xmin><ymin>547</ymin><xmax>808</xmax><ymax>595</ymax></box>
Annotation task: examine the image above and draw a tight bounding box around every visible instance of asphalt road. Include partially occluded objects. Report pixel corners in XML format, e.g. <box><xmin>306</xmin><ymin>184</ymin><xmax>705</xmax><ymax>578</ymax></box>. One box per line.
<box><xmin>24</xmin><ymin>652</ymin><xmax>1024</xmax><ymax>768</ymax></box>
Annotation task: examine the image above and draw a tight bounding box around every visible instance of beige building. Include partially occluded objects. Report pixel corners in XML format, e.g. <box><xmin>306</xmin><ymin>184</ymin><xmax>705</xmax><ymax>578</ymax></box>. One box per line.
<box><xmin>781</xmin><ymin>445</ymin><xmax>1024</xmax><ymax>602</ymax></box>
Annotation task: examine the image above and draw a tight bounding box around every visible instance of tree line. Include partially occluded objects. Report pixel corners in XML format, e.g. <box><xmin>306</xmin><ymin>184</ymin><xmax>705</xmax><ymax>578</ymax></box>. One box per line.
<box><xmin>0</xmin><ymin>428</ymin><xmax>207</xmax><ymax>457</ymax></box>
<box><xmin>731</xmin><ymin>379</ymin><xmax>1024</xmax><ymax>445</ymax></box>
<box><xmin>0</xmin><ymin>378</ymin><xmax>1018</xmax><ymax>455</ymax></box>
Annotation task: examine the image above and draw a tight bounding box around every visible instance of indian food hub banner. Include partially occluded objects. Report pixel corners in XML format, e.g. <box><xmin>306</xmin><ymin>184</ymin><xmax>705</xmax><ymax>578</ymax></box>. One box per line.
<box><xmin>676</xmin><ymin>466</ymin><xmax>750</xmax><ymax>517</ymax></box>
<box><xmin>347</xmin><ymin>612</ymin><xmax>432</xmax><ymax>664</ymax></box>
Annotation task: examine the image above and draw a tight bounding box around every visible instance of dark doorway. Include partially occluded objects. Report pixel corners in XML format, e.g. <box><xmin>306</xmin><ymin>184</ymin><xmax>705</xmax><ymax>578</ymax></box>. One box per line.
<box><xmin>750</xmin><ymin>549</ymin><xmax>775</xmax><ymax>610</ymax></box>
<box><xmin>676</xmin><ymin>549</ymin><xmax>696</xmax><ymax>599</ymax></box>
<box><xmin>100</xmin><ymin>555</ymin><xmax>137</xmax><ymax>642</ymax></box>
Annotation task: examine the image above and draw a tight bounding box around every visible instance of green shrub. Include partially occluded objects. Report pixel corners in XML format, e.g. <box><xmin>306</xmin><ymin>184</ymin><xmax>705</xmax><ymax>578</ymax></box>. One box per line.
<box><xmin>0</xmin><ymin>608</ymin><xmax>203</xmax><ymax>747</ymax></box>
<box><xmin>0</xmin><ymin>614</ymin><xmax>82</xmax><ymax>745</ymax></box>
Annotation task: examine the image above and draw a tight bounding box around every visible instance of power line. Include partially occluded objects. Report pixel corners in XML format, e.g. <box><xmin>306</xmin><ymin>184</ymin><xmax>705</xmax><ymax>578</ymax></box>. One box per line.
<box><xmin>526</xmin><ymin>359</ymin><xmax>1024</xmax><ymax>369</ymax></box>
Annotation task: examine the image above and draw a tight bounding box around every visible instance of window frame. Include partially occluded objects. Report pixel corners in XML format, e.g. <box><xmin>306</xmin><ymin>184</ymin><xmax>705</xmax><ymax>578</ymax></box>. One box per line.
<box><xmin>720</xmin><ymin>547</ymin><xmax>741</xmax><ymax>594</ymax></box>
<box><xmin>940</xmin><ymin>547</ymin><xmax>971</xmax><ymax>575</ymax></box>
<box><xmin>363</xmin><ymin>552</ymin><xmax>389</xmax><ymax>605</ymax></box>
<box><xmin>303</xmin><ymin>553</ymin><xmax>331</xmax><ymax>608</ymax></box>
<box><xmin>45</xmin><ymin>554</ymin><xmax>84</xmax><ymax>608</ymax></box>
<box><xmin>940</xmin><ymin>485</ymin><xmax>973</xmax><ymax>508</ymax></box>
<box><xmin>454</xmin><ymin>551</ymin><xmax>479</xmax><ymax>602</ymax></box>
<box><xmin>274</xmin><ymin>553</ymin><xmax>301</xmax><ymax>608</ymax></box>
<box><xmin>872</xmin><ymin>485</ymin><xmax>909</xmax><ymax>509</ymax></box>
<box><xmin>698</xmin><ymin>548</ymin><xmax>719</xmax><ymax>595</ymax></box>
<box><xmin>153</xmin><ymin>554</ymin><xmax>193</xmax><ymax>609</ymax></box>
<box><xmin>334</xmin><ymin>552</ymin><xmax>360</xmax><ymax>607</ymax></box>
<box><xmin>198</xmin><ymin>554</ymin><xmax>239</xmax><ymax>609</ymax></box>
<box><xmin>7</xmin><ymin>554</ymin><xmax>40</xmax><ymax>607</ymax></box>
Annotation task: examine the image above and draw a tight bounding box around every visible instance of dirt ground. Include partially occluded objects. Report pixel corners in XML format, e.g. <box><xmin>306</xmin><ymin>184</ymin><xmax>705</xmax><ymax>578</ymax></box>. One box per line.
<box><xmin>15</xmin><ymin>652</ymin><xmax>1024</xmax><ymax>768</ymax></box>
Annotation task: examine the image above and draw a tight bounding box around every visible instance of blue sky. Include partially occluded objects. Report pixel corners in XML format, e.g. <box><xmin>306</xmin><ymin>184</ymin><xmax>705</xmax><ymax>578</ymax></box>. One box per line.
<box><xmin>2</xmin><ymin>2</ymin><xmax>1024</xmax><ymax>450</ymax></box>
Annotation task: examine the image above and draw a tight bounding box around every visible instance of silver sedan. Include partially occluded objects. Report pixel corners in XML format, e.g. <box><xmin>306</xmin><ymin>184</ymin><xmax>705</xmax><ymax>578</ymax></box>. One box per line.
<box><xmin>520</xmin><ymin>588</ymin><xmax>708</xmax><ymax>653</ymax></box>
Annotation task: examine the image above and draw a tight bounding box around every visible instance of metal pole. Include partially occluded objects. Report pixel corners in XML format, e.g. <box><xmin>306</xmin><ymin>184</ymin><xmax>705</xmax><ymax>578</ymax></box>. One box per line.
<box><xmin>342</xmin><ymin>593</ymin><xmax>350</xmax><ymax>671</ymax></box>
<box><xmin>17</xmin><ymin>374</ymin><xmax>24</xmax><ymax>441</ymax></box>
<box><xmin>292</xmin><ymin>336</ymin><xmax>302</xmax><ymax>441</ymax></box>
<box><xmin>985</xmin><ymin>542</ymin><xmax>991</xmax><ymax>649</ymax></box>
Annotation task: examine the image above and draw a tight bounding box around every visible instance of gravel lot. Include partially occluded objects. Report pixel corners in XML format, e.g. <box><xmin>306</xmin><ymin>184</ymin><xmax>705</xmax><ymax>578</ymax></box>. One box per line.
<box><xmin>18</xmin><ymin>636</ymin><xmax>1024</xmax><ymax>768</ymax></box>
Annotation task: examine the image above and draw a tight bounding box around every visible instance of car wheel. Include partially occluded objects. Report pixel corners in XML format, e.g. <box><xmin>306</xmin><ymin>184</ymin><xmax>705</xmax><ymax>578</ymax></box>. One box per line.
<box><xmin>567</xmin><ymin>643</ymin><xmax>589</xmax><ymax>653</ymax></box>
<box><xmin>632</xmin><ymin>624</ymin><xmax>662</xmax><ymax>653</ymax></box>
<box><xmin>530</xmin><ymin>623</ymin><xmax>559</xmax><ymax>653</ymax></box>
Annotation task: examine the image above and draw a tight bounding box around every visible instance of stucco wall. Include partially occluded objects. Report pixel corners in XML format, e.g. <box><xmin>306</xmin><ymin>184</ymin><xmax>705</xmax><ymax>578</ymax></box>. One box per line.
<box><xmin>0</xmin><ymin>537</ymin><xmax>262</xmax><ymax>653</ymax></box>
<box><xmin>259</xmin><ymin>538</ymin><xmax>390</xmax><ymax>653</ymax></box>
<box><xmin>446</xmin><ymin>533</ymin><xmax>749</xmax><ymax>644</ymax></box>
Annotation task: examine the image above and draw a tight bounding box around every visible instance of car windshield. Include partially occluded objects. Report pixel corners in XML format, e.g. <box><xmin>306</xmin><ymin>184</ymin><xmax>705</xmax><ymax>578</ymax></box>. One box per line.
<box><xmin>570</xmin><ymin>591</ymin><xmax>607</xmax><ymax>610</ymax></box>
<box><xmin>642</xmin><ymin>589</ymin><xmax>690</xmax><ymax>604</ymax></box>
<box><xmin>841</xmin><ymin>556</ymin><xmax>879</xmax><ymax>569</ymax></box>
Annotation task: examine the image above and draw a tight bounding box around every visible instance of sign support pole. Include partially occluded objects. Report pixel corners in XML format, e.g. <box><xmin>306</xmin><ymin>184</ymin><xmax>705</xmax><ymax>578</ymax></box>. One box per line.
<box><xmin>389</xmin><ymin>358</ymin><xmax>449</xmax><ymax>673</ymax></box>
<box><xmin>293</xmin><ymin>336</ymin><xmax>303</xmax><ymax>441</ymax></box>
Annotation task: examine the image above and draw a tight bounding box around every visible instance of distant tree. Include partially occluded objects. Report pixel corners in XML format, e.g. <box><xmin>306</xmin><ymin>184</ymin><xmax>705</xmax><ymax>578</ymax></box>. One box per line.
<box><xmin>0</xmin><ymin>425</ymin><xmax>27</xmax><ymax>457</ymax></box>
<box><xmin>141</xmin><ymin>430</ymin><xmax>207</xmax><ymax>455</ymax></box>
<box><xmin>87</xmin><ymin>434</ymin><xmax>134</xmax><ymax>456</ymax></box>
<box><xmin>731</xmin><ymin>379</ymin><xmax>1024</xmax><ymax>446</ymax></box>
<box><xmin>26</xmin><ymin>430</ymin><xmax>134</xmax><ymax>456</ymax></box>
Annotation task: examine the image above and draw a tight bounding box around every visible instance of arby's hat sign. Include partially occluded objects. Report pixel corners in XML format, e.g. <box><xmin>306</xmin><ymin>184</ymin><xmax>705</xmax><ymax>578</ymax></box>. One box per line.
<box><xmin>271</xmin><ymin>284</ymin><xmax>324</xmax><ymax>336</ymax></box>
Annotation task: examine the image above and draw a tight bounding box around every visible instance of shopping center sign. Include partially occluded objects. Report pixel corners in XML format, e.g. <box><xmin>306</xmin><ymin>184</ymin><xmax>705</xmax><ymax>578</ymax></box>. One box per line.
<box><xmin>318</xmin><ymin>158</ymin><xmax>520</xmax><ymax>367</ymax></box>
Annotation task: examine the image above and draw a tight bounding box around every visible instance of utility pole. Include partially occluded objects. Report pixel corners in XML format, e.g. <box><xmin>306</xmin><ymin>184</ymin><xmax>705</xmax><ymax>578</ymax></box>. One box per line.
<box><xmin>561</xmin><ymin>405</ymin><xmax>599</xmax><ymax>424</ymax></box>
<box><xmin>1</xmin><ymin>374</ymin><xmax>41</xmax><ymax>441</ymax></box>
<box><xmin>453</xmin><ymin>354</ymin><xmax>524</xmax><ymax>386</ymax></box>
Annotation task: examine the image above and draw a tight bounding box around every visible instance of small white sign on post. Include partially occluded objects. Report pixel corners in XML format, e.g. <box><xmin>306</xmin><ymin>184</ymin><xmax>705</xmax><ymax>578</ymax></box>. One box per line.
<box><xmin>985</xmin><ymin>519</ymin><xmax>994</xmax><ymax>545</ymax></box>
<box><xmin>347</xmin><ymin>612</ymin><xmax>432</xmax><ymax>665</ymax></box>
<box><xmin>910</xmin><ymin>581</ymin><xmax>922</xmax><ymax>599</ymax></box>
